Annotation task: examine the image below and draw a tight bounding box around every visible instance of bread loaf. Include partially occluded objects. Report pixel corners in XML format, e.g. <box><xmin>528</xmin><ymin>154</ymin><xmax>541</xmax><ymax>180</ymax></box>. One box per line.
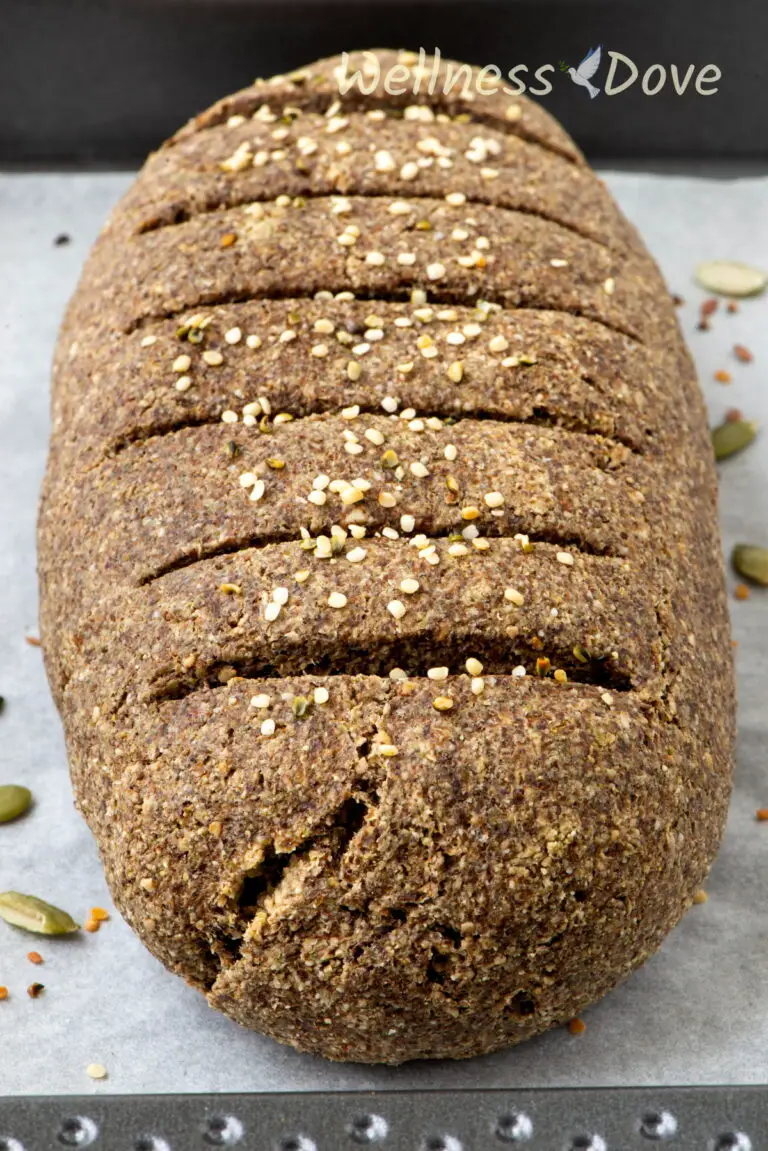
<box><xmin>39</xmin><ymin>50</ymin><xmax>735</xmax><ymax>1063</ymax></box>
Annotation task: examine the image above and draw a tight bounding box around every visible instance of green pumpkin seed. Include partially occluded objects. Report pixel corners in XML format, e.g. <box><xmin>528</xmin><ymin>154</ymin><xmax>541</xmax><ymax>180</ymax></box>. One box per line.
<box><xmin>0</xmin><ymin>784</ymin><xmax>32</xmax><ymax>823</ymax></box>
<box><xmin>732</xmin><ymin>544</ymin><xmax>768</xmax><ymax>587</ymax></box>
<box><xmin>0</xmin><ymin>892</ymin><xmax>80</xmax><ymax>935</ymax></box>
<box><xmin>712</xmin><ymin>418</ymin><xmax>757</xmax><ymax>460</ymax></box>
<box><xmin>696</xmin><ymin>260</ymin><xmax>767</xmax><ymax>298</ymax></box>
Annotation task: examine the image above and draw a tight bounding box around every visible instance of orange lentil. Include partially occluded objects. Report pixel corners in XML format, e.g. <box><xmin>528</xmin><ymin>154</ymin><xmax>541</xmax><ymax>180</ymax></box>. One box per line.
<box><xmin>0</xmin><ymin>987</ymin><xmax>8</xmax><ymax>1001</ymax></box>
<box><xmin>714</xmin><ymin>370</ymin><xmax>732</xmax><ymax>384</ymax></box>
<box><xmin>692</xmin><ymin>890</ymin><xmax>709</xmax><ymax>904</ymax></box>
<box><xmin>568</xmin><ymin>1018</ymin><xmax>586</xmax><ymax>1035</ymax></box>
<box><xmin>727</xmin><ymin>300</ymin><xmax>739</xmax><ymax>313</ymax></box>
<box><xmin>24</xmin><ymin>635</ymin><xmax>41</xmax><ymax>647</ymax></box>
<box><xmin>700</xmin><ymin>298</ymin><xmax>719</xmax><ymax>316</ymax></box>
<box><xmin>756</xmin><ymin>808</ymin><xmax>768</xmax><ymax>822</ymax></box>
<box><xmin>733</xmin><ymin>344</ymin><xmax>753</xmax><ymax>363</ymax></box>
<box><xmin>27</xmin><ymin>951</ymin><xmax>44</xmax><ymax>965</ymax></box>
<box><xmin>90</xmin><ymin>907</ymin><xmax>110</xmax><ymax>922</ymax></box>
<box><xmin>84</xmin><ymin>918</ymin><xmax>100</xmax><ymax>933</ymax></box>
<box><xmin>734</xmin><ymin>584</ymin><xmax>751</xmax><ymax>601</ymax></box>
<box><xmin>27</xmin><ymin>983</ymin><xmax>45</xmax><ymax>998</ymax></box>
<box><xmin>725</xmin><ymin>408</ymin><xmax>743</xmax><ymax>422</ymax></box>
<box><xmin>219</xmin><ymin>232</ymin><xmax>237</xmax><ymax>248</ymax></box>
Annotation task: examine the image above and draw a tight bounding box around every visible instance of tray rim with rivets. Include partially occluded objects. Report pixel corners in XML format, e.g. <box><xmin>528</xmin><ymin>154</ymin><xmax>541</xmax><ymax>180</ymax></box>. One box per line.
<box><xmin>0</xmin><ymin>1086</ymin><xmax>765</xmax><ymax>1150</ymax></box>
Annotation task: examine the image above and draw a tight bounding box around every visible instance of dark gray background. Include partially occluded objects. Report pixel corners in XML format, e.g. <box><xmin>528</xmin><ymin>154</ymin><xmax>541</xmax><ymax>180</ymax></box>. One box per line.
<box><xmin>1</xmin><ymin>0</ymin><xmax>765</xmax><ymax>166</ymax></box>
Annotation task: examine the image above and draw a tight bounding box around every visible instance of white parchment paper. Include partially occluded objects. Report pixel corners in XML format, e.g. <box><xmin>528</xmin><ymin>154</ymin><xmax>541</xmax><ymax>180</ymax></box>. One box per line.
<box><xmin>0</xmin><ymin>171</ymin><xmax>766</xmax><ymax>1095</ymax></box>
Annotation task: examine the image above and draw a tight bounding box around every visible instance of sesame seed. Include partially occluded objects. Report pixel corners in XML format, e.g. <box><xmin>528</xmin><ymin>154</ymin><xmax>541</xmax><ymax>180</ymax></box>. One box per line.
<box><xmin>444</xmin><ymin>444</ymin><xmax>458</xmax><ymax>461</ymax></box>
<box><xmin>512</xmin><ymin>665</ymin><xmax>526</xmax><ymax>677</ymax></box>
<box><xmin>175</xmin><ymin>375</ymin><xmax>192</xmax><ymax>392</ymax></box>
<box><xmin>504</xmin><ymin>588</ymin><xmax>525</xmax><ymax>605</ymax></box>
<box><xmin>387</xmin><ymin>599</ymin><xmax>406</xmax><ymax>620</ymax></box>
<box><xmin>397</xmin><ymin>252</ymin><xmax>417</xmax><ymax>266</ymax></box>
<box><xmin>344</xmin><ymin>441</ymin><xmax>364</xmax><ymax>455</ymax></box>
<box><xmin>246</xmin><ymin>334</ymin><xmax>262</xmax><ymax>348</ymax></box>
<box><xmin>265</xmin><ymin>601</ymin><xmax>281</xmax><ymax>622</ymax></box>
<box><xmin>141</xmin><ymin>335</ymin><xmax>157</xmax><ymax>347</ymax></box>
<box><xmin>446</xmin><ymin>331</ymin><xmax>465</xmax><ymax>346</ymax></box>
<box><xmin>466</xmin><ymin>657</ymin><xmax>483</xmax><ymax>676</ymax></box>
<box><xmin>221</xmin><ymin>410</ymin><xmax>238</xmax><ymax>424</ymax></box>
<box><xmin>550</xmin><ymin>259</ymin><xmax>568</xmax><ymax>268</ymax></box>
<box><xmin>225</xmin><ymin>327</ymin><xmax>242</xmax><ymax>344</ymax></box>
<box><xmin>447</xmin><ymin>360</ymin><xmax>464</xmax><ymax>383</ymax></box>
<box><xmin>470</xmin><ymin>676</ymin><xmax>485</xmax><ymax>695</ymax></box>
<box><xmin>349</xmin><ymin>524</ymin><xmax>366</xmax><ymax>539</ymax></box>
<box><xmin>601</xmin><ymin>692</ymin><xmax>614</xmax><ymax>706</ymax></box>
<box><xmin>389</xmin><ymin>200</ymin><xmax>412</xmax><ymax>215</ymax></box>
<box><xmin>382</xmin><ymin>396</ymin><xmax>399</xmax><ymax>413</ymax></box>
<box><xmin>396</xmin><ymin>362</ymin><xmax>414</xmax><ymax>374</ymax></box>
<box><xmin>427</xmin><ymin>262</ymin><xmax>446</xmax><ymax>281</ymax></box>
<box><xmin>603</xmin><ymin>277</ymin><xmax>616</xmax><ymax>295</ymax></box>
<box><xmin>342</xmin><ymin>404</ymin><xmax>360</xmax><ymax>419</ymax></box>
<box><xmin>480</xmin><ymin>167</ymin><xmax>499</xmax><ymax>180</ymax></box>
<box><xmin>279</xmin><ymin>329</ymin><xmax>297</xmax><ymax>343</ymax></box>
<box><xmin>173</xmin><ymin>353</ymin><xmax>192</xmax><ymax>373</ymax></box>
<box><xmin>428</xmin><ymin>666</ymin><xmax>449</xmax><ymax>681</ymax></box>
<box><xmin>364</xmin><ymin>428</ymin><xmax>385</xmax><ymax>446</ymax></box>
<box><xmin>382</xmin><ymin>526</ymin><xmax>399</xmax><ymax>540</ymax></box>
<box><xmin>313</xmin><ymin>318</ymin><xmax>334</xmax><ymax>335</ymax></box>
<box><xmin>272</xmin><ymin>586</ymin><xmax>289</xmax><ymax>605</ymax></box>
<box><xmin>484</xmin><ymin>491</ymin><xmax>505</xmax><ymax>508</ymax></box>
<box><xmin>378</xmin><ymin>491</ymin><xmax>397</xmax><ymax>507</ymax></box>
<box><xmin>353</xmin><ymin>342</ymin><xmax>370</xmax><ymax>356</ymax></box>
<box><xmin>432</xmin><ymin>695</ymin><xmax>454</xmax><ymax>711</ymax></box>
<box><xmin>295</xmin><ymin>570</ymin><xmax>310</xmax><ymax>582</ymax></box>
<box><xmin>365</xmin><ymin>251</ymin><xmax>386</xmax><ymax>266</ymax></box>
<box><xmin>460</xmin><ymin>506</ymin><xmax>480</xmax><ymax>520</ymax></box>
<box><xmin>376</xmin><ymin>744</ymin><xmax>399</xmax><ymax>757</ymax></box>
<box><xmin>374</xmin><ymin>149</ymin><xmax>396</xmax><ymax>172</ymax></box>
<box><xmin>249</xmin><ymin>479</ymin><xmax>266</xmax><ymax>502</ymax></box>
<box><xmin>445</xmin><ymin>191</ymin><xmax>467</xmax><ymax>206</ymax></box>
<box><xmin>556</xmin><ymin>552</ymin><xmax>575</xmax><ymax>566</ymax></box>
<box><xmin>337</xmin><ymin>232</ymin><xmax>357</xmax><ymax>246</ymax></box>
<box><xmin>250</xmin><ymin>693</ymin><xmax>271</xmax><ymax>708</ymax></box>
<box><xmin>328</xmin><ymin>592</ymin><xmax>348</xmax><ymax>609</ymax></box>
<box><xmin>261</xmin><ymin>718</ymin><xmax>276</xmax><ymax>736</ymax></box>
<box><xmin>239</xmin><ymin>472</ymin><xmax>257</xmax><ymax>488</ymax></box>
<box><xmin>409</xmin><ymin>462</ymin><xmax>430</xmax><ymax>478</ymax></box>
<box><xmin>86</xmin><ymin>1064</ymin><xmax>108</xmax><ymax>1081</ymax></box>
<box><xmin>448</xmin><ymin>543</ymin><xmax>469</xmax><ymax>560</ymax></box>
<box><xmin>340</xmin><ymin>485</ymin><xmax>365</xmax><ymax>505</ymax></box>
<box><xmin>346</xmin><ymin>547</ymin><xmax>367</xmax><ymax>563</ymax></box>
<box><xmin>488</xmin><ymin>335</ymin><xmax>509</xmax><ymax>353</ymax></box>
<box><xmin>400</xmin><ymin>514</ymin><xmax>416</xmax><ymax>533</ymax></box>
<box><xmin>408</xmin><ymin>418</ymin><xmax>425</xmax><ymax>432</ymax></box>
<box><xmin>399</xmin><ymin>578</ymin><xmax>420</xmax><ymax>595</ymax></box>
<box><xmin>202</xmin><ymin>349</ymin><xmax>224</xmax><ymax>366</ymax></box>
<box><xmin>462</xmin><ymin>524</ymin><xmax>479</xmax><ymax>540</ymax></box>
<box><xmin>311</xmin><ymin>343</ymin><xmax>329</xmax><ymax>357</ymax></box>
<box><xmin>313</xmin><ymin>686</ymin><xmax>330</xmax><ymax>704</ymax></box>
<box><xmin>472</xmin><ymin>537</ymin><xmax>490</xmax><ymax>551</ymax></box>
<box><xmin>346</xmin><ymin>360</ymin><xmax>362</xmax><ymax>381</ymax></box>
<box><xmin>389</xmin><ymin>667</ymin><xmax>408</xmax><ymax>680</ymax></box>
<box><xmin>365</xmin><ymin>328</ymin><xmax>384</xmax><ymax>341</ymax></box>
<box><xmin>400</xmin><ymin>161</ymin><xmax>419</xmax><ymax>180</ymax></box>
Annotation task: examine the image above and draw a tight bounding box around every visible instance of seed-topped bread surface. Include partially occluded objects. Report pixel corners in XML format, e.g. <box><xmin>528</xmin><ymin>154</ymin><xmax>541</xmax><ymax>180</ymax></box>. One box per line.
<box><xmin>39</xmin><ymin>49</ymin><xmax>735</xmax><ymax>1063</ymax></box>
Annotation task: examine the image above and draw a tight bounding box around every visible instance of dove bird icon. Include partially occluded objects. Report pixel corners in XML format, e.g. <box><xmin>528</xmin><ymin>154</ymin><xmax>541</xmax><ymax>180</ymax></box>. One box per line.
<box><xmin>568</xmin><ymin>45</ymin><xmax>602</xmax><ymax>98</ymax></box>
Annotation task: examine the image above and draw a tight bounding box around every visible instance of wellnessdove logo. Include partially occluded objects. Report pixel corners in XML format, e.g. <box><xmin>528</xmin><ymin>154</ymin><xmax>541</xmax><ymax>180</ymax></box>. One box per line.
<box><xmin>559</xmin><ymin>46</ymin><xmax>603</xmax><ymax>99</ymax></box>
<box><xmin>335</xmin><ymin>48</ymin><xmax>722</xmax><ymax>101</ymax></box>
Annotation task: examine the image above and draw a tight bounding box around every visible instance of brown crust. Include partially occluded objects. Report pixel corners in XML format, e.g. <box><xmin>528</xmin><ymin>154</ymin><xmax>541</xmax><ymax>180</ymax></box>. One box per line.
<box><xmin>50</xmin><ymin>300</ymin><xmax>669</xmax><ymax>472</ymax></box>
<box><xmin>118</xmin><ymin>112</ymin><xmax>635</xmax><ymax>252</ymax></box>
<box><xmin>38</xmin><ymin>50</ymin><xmax>735</xmax><ymax>1064</ymax></box>
<box><xmin>168</xmin><ymin>48</ymin><xmax>584</xmax><ymax>165</ymax></box>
